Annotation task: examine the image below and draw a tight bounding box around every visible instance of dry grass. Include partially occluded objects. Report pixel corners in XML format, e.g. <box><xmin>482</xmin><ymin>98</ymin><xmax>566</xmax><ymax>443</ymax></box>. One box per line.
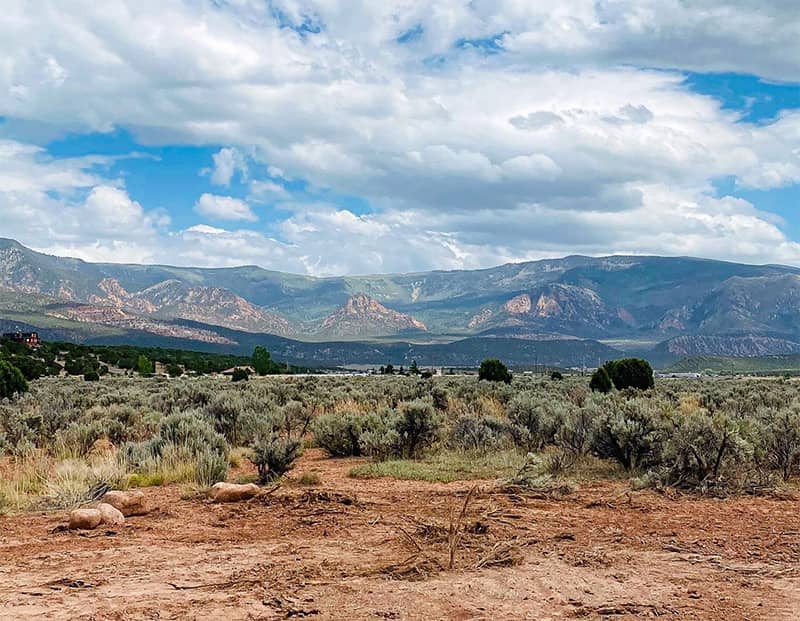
<box><xmin>295</xmin><ymin>472</ymin><xmax>322</xmax><ymax>486</ymax></box>
<box><xmin>0</xmin><ymin>451</ymin><xmax>127</xmax><ymax>514</ymax></box>
<box><xmin>348</xmin><ymin>449</ymin><xmax>526</xmax><ymax>483</ymax></box>
<box><xmin>126</xmin><ymin>445</ymin><xmax>207</xmax><ymax>489</ymax></box>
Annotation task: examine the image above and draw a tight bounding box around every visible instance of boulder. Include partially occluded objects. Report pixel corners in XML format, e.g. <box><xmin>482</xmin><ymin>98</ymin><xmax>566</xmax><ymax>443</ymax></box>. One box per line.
<box><xmin>209</xmin><ymin>482</ymin><xmax>260</xmax><ymax>503</ymax></box>
<box><xmin>97</xmin><ymin>502</ymin><xmax>125</xmax><ymax>526</ymax></box>
<box><xmin>101</xmin><ymin>490</ymin><xmax>149</xmax><ymax>517</ymax></box>
<box><xmin>69</xmin><ymin>508</ymin><xmax>102</xmax><ymax>530</ymax></box>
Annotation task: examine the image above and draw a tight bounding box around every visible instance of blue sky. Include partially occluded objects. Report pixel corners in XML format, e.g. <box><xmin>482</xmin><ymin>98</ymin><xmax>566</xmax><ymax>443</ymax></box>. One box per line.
<box><xmin>0</xmin><ymin>1</ymin><xmax>798</xmax><ymax>275</ymax></box>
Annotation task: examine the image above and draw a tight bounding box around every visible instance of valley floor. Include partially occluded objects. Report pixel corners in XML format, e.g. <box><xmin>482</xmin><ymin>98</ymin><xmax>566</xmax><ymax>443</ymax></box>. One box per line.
<box><xmin>1</xmin><ymin>450</ymin><xmax>798</xmax><ymax>620</ymax></box>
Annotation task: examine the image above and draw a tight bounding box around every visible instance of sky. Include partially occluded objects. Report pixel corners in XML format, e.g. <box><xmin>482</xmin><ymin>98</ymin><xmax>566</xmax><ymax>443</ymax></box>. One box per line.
<box><xmin>0</xmin><ymin>1</ymin><xmax>798</xmax><ymax>276</ymax></box>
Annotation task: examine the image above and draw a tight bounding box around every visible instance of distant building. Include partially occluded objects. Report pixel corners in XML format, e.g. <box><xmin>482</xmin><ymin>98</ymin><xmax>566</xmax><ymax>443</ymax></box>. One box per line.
<box><xmin>221</xmin><ymin>366</ymin><xmax>256</xmax><ymax>376</ymax></box>
<box><xmin>655</xmin><ymin>372</ymin><xmax>702</xmax><ymax>379</ymax></box>
<box><xmin>2</xmin><ymin>331</ymin><xmax>41</xmax><ymax>348</ymax></box>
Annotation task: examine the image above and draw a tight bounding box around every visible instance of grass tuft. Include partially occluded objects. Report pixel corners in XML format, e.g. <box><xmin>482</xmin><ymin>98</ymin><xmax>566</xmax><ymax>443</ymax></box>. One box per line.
<box><xmin>296</xmin><ymin>471</ymin><xmax>321</xmax><ymax>486</ymax></box>
<box><xmin>348</xmin><ymin>449</ymin><xmax>525</xmax><ymax>483</ymax></box>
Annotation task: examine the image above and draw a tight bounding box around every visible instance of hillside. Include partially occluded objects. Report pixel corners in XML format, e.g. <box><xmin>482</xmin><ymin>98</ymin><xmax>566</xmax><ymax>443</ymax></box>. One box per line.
<box><xmin>667</xmin><ymin>355</ymin><xmax>800</xmax><ymax>375</ymax></box>
<box><xmin>4</xmin><ymin>238</ymin><xmax>800</xmax><ymax>364</ymax></box>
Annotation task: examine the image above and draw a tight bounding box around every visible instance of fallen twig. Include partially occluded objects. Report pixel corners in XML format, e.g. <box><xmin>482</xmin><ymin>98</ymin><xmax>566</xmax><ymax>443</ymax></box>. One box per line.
<box><xmin>167</xmin><ymin>578</ymin><xmax>263</xmax><ymax>591</ymax></box>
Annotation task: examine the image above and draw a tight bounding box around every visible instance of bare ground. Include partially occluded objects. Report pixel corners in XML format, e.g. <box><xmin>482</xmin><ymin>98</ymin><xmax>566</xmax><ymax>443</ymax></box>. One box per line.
<box><xmin>1</xmin><ymin>450</ymin><xmax>799</xmax><ymax>620</ymax></box>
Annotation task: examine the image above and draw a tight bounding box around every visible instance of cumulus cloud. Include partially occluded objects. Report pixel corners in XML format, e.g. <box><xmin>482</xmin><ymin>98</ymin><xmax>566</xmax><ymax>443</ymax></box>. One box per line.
<box><xmin>0</xmin><ymin>140</ymin><xmax>166</xmax><ymax>263</ymax></box>
<box><xmin>194</xmin><ymin>193</ymin><xmax>258</xmax><ymax>222</ymax></box>
<box><xmin>3</xmin><ymin>131</ymin><xmax>800</xmax><ymax>274</ymax></box>
<box><xmin>208</xmin><ymin>147</ymin><xmax>247</xmax><ymax>186</ymax></box>
<box><xmin>0</xmin><ymin>1</ymin><xmax>798</xmax><ymax>274</ymax></box>
<box><xmin>248</xmin><ymin>179</ymin><xmax>289</xmax><ymax>202</ymax></box>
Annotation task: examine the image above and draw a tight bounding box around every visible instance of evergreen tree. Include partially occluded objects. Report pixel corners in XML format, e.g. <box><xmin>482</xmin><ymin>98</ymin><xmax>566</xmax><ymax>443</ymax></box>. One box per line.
<box><xmin>478</xmin><ymin>359</ymin><xmax>512</xmax><ymax>384</ymax></box>
<box><xmin>590</xmin><ymin>366</ymin><xmax>613</xmax><ymax>393</ymax></box>
<box><xmin>252</xmin><ymin>346</ymin><xmax>274</xmax><ymax>376</ymax></box>
<box><xmin>137</xmin><ymin>355</ymin><xmax>154</xmax><ymax>376</ymax></box>
<box><xmin>232</xmin><ymin>367</ymin><xmax>250</xmax><ymax>382</ymax></box>
<box><xmin>0</xmin><ymin>360</ymin><xmax>28</xmax><ymax>399</ymax></box>
<box><xmin>603</xmin><ymin>358</ymin><xmax>654</xmax><ymax>390</ymax></box>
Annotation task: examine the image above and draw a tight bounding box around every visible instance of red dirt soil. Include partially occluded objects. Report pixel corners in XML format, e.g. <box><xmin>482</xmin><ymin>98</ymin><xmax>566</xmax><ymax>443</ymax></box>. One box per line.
<box><xmin>1</xmin><ymin>449</ymin><xmax>799</xmax><ymax>620</ymax></box>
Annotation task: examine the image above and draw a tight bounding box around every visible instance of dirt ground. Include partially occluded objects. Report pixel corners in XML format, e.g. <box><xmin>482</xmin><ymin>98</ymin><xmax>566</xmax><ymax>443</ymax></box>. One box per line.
<box><xmin>1</xmin><ymin>450</ymin><xmax>799</xmax><ymax>620</ymax></box>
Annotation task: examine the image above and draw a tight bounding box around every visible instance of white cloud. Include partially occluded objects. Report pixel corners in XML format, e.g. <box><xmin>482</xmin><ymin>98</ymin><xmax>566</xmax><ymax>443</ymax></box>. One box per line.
<box><xmin>3</xmin><ymin>131</ymin><xmax>799</xmax><ymax>274</ymax></box>
<box><xmin>194</xmin><ymin>193</ymin><xmax>258</xmax><ymax>222</ymax></box>
<box><xmin>0</xmin><ymin>1</ymin><xmax>797</xmax><ymax>274</ymax></box>
<box><xmin>184</xmin><ymin>224</ymin><xmax>227</xmax><ymax>235</ymax></box>
<box><xmin>208</xmin><ymin>147</ymin><xmax>247</xmax><ymax>186</ymax></box>
<box><xmin>0</xmin><ymin>139</ymin><xmax>166</xmax><ymax>263</ymax></box>
<box><xmin>248</xmin><ymin>179</ymin><xmax>289</xmax><ymax>202</ymax></box>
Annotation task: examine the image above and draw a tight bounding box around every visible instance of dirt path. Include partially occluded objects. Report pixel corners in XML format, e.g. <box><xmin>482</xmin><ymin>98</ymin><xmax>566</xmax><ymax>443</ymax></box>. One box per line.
<box><xmin>1</xmin><ymin>450</ymin><xmax>798</xmax><ymax>620</ymax></box>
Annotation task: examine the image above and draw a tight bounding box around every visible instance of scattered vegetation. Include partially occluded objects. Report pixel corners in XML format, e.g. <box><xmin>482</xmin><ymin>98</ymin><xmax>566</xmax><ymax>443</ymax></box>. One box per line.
<box><xmin>4</xmin><ymin>356</ymin><xmax>800</xmax><ymax>513</ymax></box>
<box><xmin>0</xmin><ymin>336</ymin><xmax>300</xmax><ymax>382</ymax></box>
<box><xmin>349</xmin><ymin>449</ymin><xmax>525</xmax><ymax>483</ymax></box>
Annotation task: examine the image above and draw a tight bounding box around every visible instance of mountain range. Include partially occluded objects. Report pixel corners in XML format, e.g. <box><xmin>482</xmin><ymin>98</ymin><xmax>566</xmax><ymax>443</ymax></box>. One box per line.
<box><xmin>3</xmin><ymin>237</ymin><xmax>800</xmax><ymax>368</ymax></box>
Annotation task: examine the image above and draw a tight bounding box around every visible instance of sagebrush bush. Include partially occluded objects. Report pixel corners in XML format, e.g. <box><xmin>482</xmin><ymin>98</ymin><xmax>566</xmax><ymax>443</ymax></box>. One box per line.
<box><xmin>553</xmin><ymin>406</ymin><xmax>593</xmax><ymax>457</ymax></box>
<box><xmin>194</xmin><ymin>446</ymin><xmax>229</xmax><ymax>487</ymax></box>
<box><xmin>119</xmin><ymin>411</ymin><xmax>229</xmax><ymax>488</ymax></box>
<box><xmin>395</xmin><ymin>399</ymin><xmax>442</xmax><ymax>458</ymax></box>
<box><xmin>589</xmin><ymin>396</ymin><xmax>664</xmax><ymax>471</ymax></box>
<box><xmin>656</xmin><ymin>409</ymin><xmax>751</xmax><ymax>489</ymax></box>
<box><xmin>448</xmin><ymin>414</ymin><xmax>509</xmax><ymax>452</ymax></box>
<box><xmin>5</xmin><ymin>372</ymin><xmax>800</xmax><ymax>507</ymax></box>
<box><xmin>251</xmin><ymin>436</ymin><xmax>302</xmax><ymax>483</ymax></box>
<box><xmin>358</xmin><ymin>409</ymin><xmax>402</xmax><ymax>460</ymax></box>
<box><xmin>312</xmin><ymin>411</ymin><xmax>369</xmax><ymax>457</ymax></box>
<box><xmin>506</xmin><ymin>392</ymin><xmax>559</xmax><ymax>450</ymax></box>
<box><xmin>757</xmin><ymin>404</ymin><xmax>800</xmax><ymax>481</ymax></box>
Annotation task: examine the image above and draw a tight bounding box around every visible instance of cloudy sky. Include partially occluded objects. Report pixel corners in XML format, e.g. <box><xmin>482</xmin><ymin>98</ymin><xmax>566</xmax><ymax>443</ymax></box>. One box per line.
<box><xmin>1</xmin><ymin>1</ymin><xmax>798</xmax><ymax>275</ymax></box>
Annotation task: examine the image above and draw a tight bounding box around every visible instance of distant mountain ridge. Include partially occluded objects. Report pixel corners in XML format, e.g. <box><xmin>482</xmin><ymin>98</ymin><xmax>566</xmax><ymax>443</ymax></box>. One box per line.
<box><xmin>315</xmin><ymin>293</ymin><xmax>427</xmax><ymax>338</ymax></box>
<box><xmin>3</xmin><ymin>238</ymin><xmax>800</xmax><ymax>363</ymax></box>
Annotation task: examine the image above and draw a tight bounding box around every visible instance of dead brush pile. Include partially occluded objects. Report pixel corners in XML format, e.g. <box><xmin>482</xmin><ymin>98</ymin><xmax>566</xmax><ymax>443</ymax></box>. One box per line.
<box><xmin>376</xmin><ymin>486</ymin><xmax>535</xmax><ymax>581</ymax></box>
<box><xmin>496</xmin><ymin>454</ymin><xmax>577</xmax><ymax>499</ymax></box>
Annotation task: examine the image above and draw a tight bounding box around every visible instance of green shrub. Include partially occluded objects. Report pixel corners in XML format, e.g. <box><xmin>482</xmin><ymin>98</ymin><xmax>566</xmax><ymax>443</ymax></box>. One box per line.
<box><xmin>53</xmin><ymin>421</ymin><xmax>106</xmax><ymax>457</ymax></box>
<box><xmin>119</xmin><ymin>412</ymin><xmax>229</xmax><ymax>487</ymax></box>
<box><xmin>251</xmin><ymin>436</ymin><xmax>302</xmax><ymax>483</ymax></box>
<box><xmin>159</xmin><ymin>411</ymin><xmax>228</xmax><ymax>458</ymax></box>
<box><xmin>203</xmin><ymin>393</ymin><xmax>247</xmax><ymax>445</ymax></box>
<box><xmin>430</xmin><ymin>385</ymin><xmax>449</xmax><ymax>411</ymax></box>
<box><xmin>119</xmin><ymin>438</ymin><xmax>161</xmax><ymax>470</ymax></box>
<box><xmin>358</xmin><ymin>410</ymin><xmax>403</xmax><ymax>460</ymax></box>
<box><xmin>589</xmin><ymin>367</ymin><xmax>612</xmax><ymax>393</ymax></box>
<box><xmin>478</xmin><ymin>359</ymin><xmax>512</xmax><ymax>384</ymax></box>
<box><xmin>194</xmin><ymin>446</ymin><xmax>229</xmax><ymax>487</ymax></box>
<box><xmin>604</xmin><ymin>359</ymin><xmax>654</xmax><ymax>391</ymax></box>
<box><xmin>590</xmin><ymin>397</ymin><xmax>663</xmax><ymax>471</ymax></box>
<box><xmin>658</xmin><ymin>410</ymin><xmax>749</xmax><ymax>488</ymax></box>
<box><xmin>166</xmin><ymin>364</ymin><xmax>183</xmax><ymax>378</ymax></box>
<box><xmin>448</xmin><ymin>414</ymin><xmax>508</xmax><ymax>451</ymax></box>
<box><xmin>395</xmin><ymin>399</ymin><xmax>442</xmax><ymax>458</ymax></box>
<box><xmin>506</xmin><ymin>392</ymin><xmax>559</xmax><ymax>450</ymax></box>
<box><xmin>759</xmin><ymin>405</ymin><xmax>800</xmax><ymax>481</ymax></box>
<box><xmin>0</xmin><ymin>361</ymin><xmax>28</xmax><ymax>400</ymax></box>
<box><xmin>231</xmin><ymin>368</ymin><xmax>250</xmax><ymax>382</ymax></box>
<box><xmin>275</xmin><ymin>400</ymin><xmax>312</xmax><ymax>439</ymax></box>
<box><xmin>553</xmin><ymin>406</ymin><xmax>594</xmax><ymax>457</ymax></box>
<box><xmin>312</xmin><ymin>411</ymin><xmax>368</xmax><ymax>457</ymax></box>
